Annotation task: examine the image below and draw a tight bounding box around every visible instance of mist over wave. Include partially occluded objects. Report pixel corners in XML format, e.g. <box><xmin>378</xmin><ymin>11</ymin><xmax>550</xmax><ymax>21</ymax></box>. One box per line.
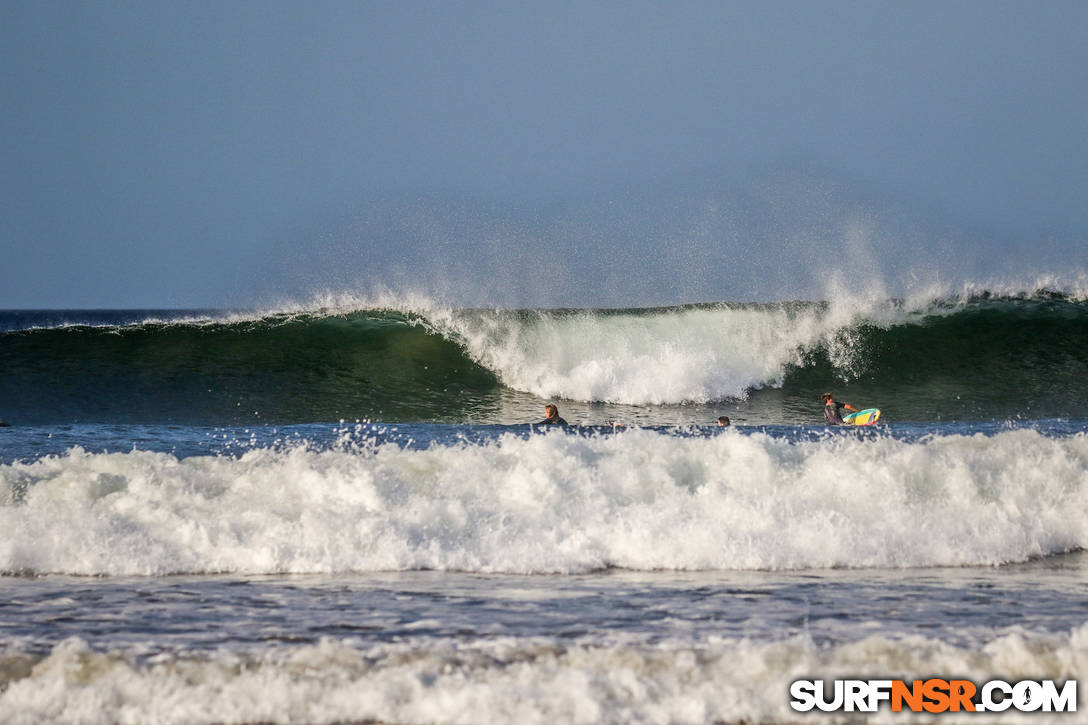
<box><xmin>2</xmin><ymin>428</ymin><xmax>1085</xmax><ymax>576</ymax></box>
<box><xmin>255</xmin><ymin>162</ymin><xmax>1088</xmax><ymax>312</ymax></box>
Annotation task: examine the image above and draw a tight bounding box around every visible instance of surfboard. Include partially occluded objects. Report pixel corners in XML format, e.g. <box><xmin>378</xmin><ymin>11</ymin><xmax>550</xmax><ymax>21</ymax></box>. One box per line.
<box><xmin>843</xmin><ymin>408</ymin><xmax>881</xmax><ymax>426</ymax></box>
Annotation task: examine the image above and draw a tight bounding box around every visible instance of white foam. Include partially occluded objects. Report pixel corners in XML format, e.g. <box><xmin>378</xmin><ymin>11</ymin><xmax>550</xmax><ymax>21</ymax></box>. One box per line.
<box><xmin>425</xmin><ymin>301</ymin><xmax>896</xmax><ymax>404</ymax></box>
<box><xmin>2</xmin><ymin>624</ymin><xmax>1085</xmax><ymax>724</ymax></box>
<box><xmin>1</xmin><ymin>429</ymin><xmax>1085</xmax><ymax>576</ymax></box>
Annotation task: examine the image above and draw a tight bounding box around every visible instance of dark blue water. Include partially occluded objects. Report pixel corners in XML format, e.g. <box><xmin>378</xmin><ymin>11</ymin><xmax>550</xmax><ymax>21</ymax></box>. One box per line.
<box><xmin>4</xmin><ymin>418</ymin><xmax>1087</xmax><ymax>465</ymax></box>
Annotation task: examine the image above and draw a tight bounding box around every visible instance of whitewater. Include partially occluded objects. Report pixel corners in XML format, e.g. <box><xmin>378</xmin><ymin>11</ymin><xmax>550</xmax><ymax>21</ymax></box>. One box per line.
<box><xmin>2</xmin><ymin>287</ymin><xmax>1087</xmax><ymax>724</ymax></box>
<box><xmin>2</xmin><ymin>425</ymin><xmax>1087</xmax><ymax>575</ymax></box>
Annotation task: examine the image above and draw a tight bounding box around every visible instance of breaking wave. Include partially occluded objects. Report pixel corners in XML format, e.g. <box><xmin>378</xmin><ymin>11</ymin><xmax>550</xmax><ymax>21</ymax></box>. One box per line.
<box><xmin>2</xmin><ymin>288</ymin><xmax>1087</xmax><ymax>423</ymax></box>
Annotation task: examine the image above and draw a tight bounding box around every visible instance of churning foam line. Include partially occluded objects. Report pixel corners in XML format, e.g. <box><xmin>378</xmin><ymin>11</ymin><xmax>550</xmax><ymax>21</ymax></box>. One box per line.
<box><xmin>2</xmin><ymin>623</ymin><xmax>1086</xmax><ymax>724</ymax></box>
<box><xmin>2</xmin><ymin>429</ymin><xmax>1086</xmax><ymax>576</ymax></box>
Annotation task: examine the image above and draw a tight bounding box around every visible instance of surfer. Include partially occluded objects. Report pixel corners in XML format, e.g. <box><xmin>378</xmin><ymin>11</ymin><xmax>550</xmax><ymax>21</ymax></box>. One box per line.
<box><xmin>821</xmin><ymin>393</ymin><xmax>858</xmax><ymax>425</ymax></box>
<box><xmin>537</xmin><ymin>404</ymin><xmax>568</xmax><ymax>426</ymax></box>
<box><xmin>717</xmin><ymin>416</ymin><xmax>730</xmax><ymax>426</ymax></box>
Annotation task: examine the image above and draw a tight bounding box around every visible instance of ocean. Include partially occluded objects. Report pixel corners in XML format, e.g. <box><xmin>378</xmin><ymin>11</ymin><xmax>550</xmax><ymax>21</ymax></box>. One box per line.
<box><xmin>1</xmin><ymin>292</ymin><xmax>1086</xmax><ymax>723</ymax></box>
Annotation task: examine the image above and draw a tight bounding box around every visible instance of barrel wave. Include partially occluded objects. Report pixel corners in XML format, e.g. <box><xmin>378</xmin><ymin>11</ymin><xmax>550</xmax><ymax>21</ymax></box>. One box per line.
<box><xmin>2</xmin><ymin>291</ymin><xmax>1087</xmax><ymax>425</ymax></box>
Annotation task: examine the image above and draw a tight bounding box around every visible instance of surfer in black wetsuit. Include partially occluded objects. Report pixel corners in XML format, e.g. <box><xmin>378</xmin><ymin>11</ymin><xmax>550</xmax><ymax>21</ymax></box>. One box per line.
<box><xmin>821</xmin><ymin>393</ymin><xmax>858</xmax><ymax>425</ymax></box>
<box><xmin>717</xmin><ymin>416</ymin><xmax>730</xmax><ymax>426</ymax></box>
<box><xmin>537</xmin><ymin>404</ymin><xmax>568</xmax><ymax>426</ymax></box>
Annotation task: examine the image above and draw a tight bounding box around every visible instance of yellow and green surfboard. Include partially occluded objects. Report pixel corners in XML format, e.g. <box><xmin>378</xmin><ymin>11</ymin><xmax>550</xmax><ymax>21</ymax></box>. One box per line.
<box><xmin>843</xmin><ymin>408</ymin><xmax>881</xmax><ymax>426</ymax></box>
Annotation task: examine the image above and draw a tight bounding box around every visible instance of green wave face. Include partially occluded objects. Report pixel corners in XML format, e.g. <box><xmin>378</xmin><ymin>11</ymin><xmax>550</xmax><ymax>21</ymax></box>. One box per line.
<box><xmin>0</xmin><ymin>312</ymin><xmax>501</xmax><ymax>425</ymax></box>
<box><xmin>778</xmin><ymin>296</ymin><xmax>1088</xmax><ymax>421</ymax></box>
<box><xmin>1</xmin><ymin>295</ymin><xmax>1087</xmax><ymax>425</ymax></box>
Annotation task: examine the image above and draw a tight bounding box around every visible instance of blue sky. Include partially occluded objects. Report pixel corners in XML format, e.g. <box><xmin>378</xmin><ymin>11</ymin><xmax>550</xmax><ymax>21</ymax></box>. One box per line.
<box><xmin>2</xmin><ymin>1</ymin><xmax>1086</xmax><ymax>308</ymax></box>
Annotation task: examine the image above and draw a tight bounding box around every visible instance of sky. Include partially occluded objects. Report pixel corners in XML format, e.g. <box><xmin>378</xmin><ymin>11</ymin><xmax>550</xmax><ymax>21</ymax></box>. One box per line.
<box><xmin>2</xmin><ymin>1</ymin><xmax>1087</xmax><ymax>308</ymax></box>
